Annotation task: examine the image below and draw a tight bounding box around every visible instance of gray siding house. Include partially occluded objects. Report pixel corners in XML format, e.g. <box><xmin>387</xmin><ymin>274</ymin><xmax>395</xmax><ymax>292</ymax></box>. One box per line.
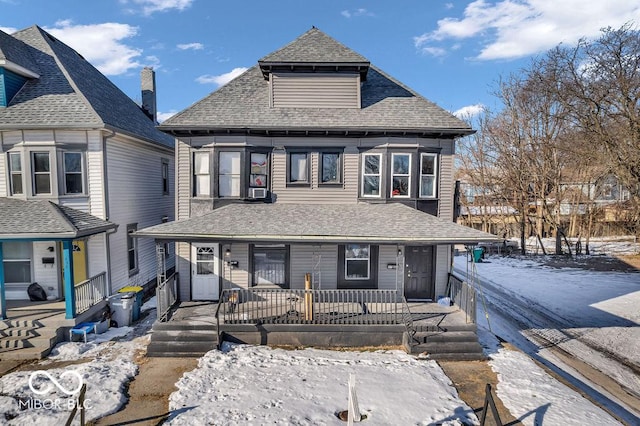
<box><xmin>0</xmin><ymin>25</ymin><xmax>174</xmax><ymax>324</ymax></box>
<box><xmin>138</xmin><ymin>28</ymin><xmax>494</xmax><ymax>307</ymax></box>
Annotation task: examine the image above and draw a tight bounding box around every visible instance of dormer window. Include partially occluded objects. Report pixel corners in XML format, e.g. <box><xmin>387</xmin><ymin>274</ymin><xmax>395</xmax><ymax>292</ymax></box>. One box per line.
<box><xmin>270</xmin><ymin>73</ymin><xmax>360</xmax><ymax>109</ymax></box>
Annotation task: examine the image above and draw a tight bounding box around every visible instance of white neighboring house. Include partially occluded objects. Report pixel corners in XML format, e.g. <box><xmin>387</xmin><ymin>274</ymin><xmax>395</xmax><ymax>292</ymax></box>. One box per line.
<box><xmin>0</xmin><ymin>25</ymin><xmax>174</xmax><ymax>320</ymax></box>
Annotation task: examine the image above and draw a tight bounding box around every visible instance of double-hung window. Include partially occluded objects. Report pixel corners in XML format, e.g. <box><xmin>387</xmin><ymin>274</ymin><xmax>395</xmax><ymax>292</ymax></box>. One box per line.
<box><xmin>344</xmin><ymin>244</ymin><xmax>370</xmax><ymax>280</ymax></box>
<box><xmin>420</xmin><ymin>153</ymin><xmax>437</xmax><ymax>198</ymax></box>
<box><xmin>2</xmin><ymin>241</ymin><xmax>31</xmax><ymax>283</ymax></box>
<box><xmin>250</xmin><ymin>152</ymin><xmax>268</xmax><ymax>188</ymax></box>
<box><xmin>193</xmin><ymin>151</ymin><xmax>210</xmax><ymax>197</ymax></box>
<box><xmin>320</xmin><ymin>152</ymin><xmax>341</xmax><ymax>184</ymax></box>
<box><xmin>361</xmin><ymin>153</ymin><xmax>381</xmax><ymax>197</ymax></box>
<box><xmin>32</xmin><ymin>152</ymin><xmax>51</xmax><ymax>195</ymax></box>
<box><xmin>288</xmin><ymin>152</ymin><xmax>309</xmax><ymax>185</ymax></box>
<box><xmin>8</xmin><ymin>152</ymin><xmax>23</xmax><ymax>195</ymax></box>
<box><xmin>219</xmin><ymin>151</ymin><xmax>241</xmax><ymax>197</ymax></box>
<box><xmin>127</xmin><ymin>224</ymin><xmax>138</xmax><ymax>275</ymax></box>
<box><xmin>162</xmin><ymin>159</ymin><xmax>170</xmax><ymax>195</ymax></box>
<box><xmin>391</xmin><ymin>153</ymin><xmax>411</xmax><ymax>197</ymax></box>
<box><xmin>63</xmin><ymin>152</ymin><xmax>83</xmax><ymax>194</ymax></box>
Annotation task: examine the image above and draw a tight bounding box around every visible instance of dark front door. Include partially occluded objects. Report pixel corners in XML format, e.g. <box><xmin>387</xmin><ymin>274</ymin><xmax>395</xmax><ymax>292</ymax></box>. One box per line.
<box><xmin>404</xmin><ymin>246</ymin><xmax>434</xmax><ymax>300</ymax></box>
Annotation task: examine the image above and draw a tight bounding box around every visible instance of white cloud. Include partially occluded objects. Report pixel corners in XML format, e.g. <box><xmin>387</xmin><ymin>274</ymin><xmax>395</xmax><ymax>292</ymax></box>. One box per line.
<box><xmin>415</xmin><ymin>0</ymin><xmax>640</xmax><ymax>60</ymax></box>
<box><xmin>341</xmin><ymin>8</ymin><xmax>374</xmax><ymax>18</ymax></box>
<box><xmin>177</xmin><ymin>42</ymin><xmax>204</xmax><ymax>51</ymax></box>
<box><xmin>445</xmin><ymin>2</ymin><xmax>454</xmax><ymax>9</ymax></box>
<box><xmin>420</xmin><ymin>46</ymin><xmax>447</xmax><ymax>57</ymax></box>
<box><xmin>157</xmin><ymin>110</ymin><xmax>178</xmax><ymax>123</ymax></box>
<box><xmin>196</xmin><ymin>67</ymin><xmax>248</xmax><ymax>87</ymax></box>
<box><xmin>453</xmin><ymin>103</ymin><xmax>484</xmax><ymax>119</ymax></box>
<box><xmin>45</xmin><ymin>20</ymin><xmax>143</xmax><ymax>76</ymax></box>
<box><xmin>120</xmin><ymin>0</ymin><xmax>193</xmax><ymax>16</ymax></box>
<box><xmin>0</xmin><ymin>26</ymin><xmax>18</xmax><ymax>34</ymax></box>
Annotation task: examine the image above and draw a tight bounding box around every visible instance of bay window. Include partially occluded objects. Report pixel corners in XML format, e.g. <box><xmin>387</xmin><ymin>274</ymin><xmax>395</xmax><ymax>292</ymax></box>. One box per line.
<box><xmin>32</xmin><ymin>152</ymin><xmax>51</xmax><ymax>195</ymax></box>
<box><xmin>193</xmin><ymin>151</ymin><xmax>211</xmax><ymax>197</ymax></box>
<box><xmin>420</xmin><ymin>153</ymin><xmax>437</xmax><ymax>198</ymax></box>
<box><xmin>219</xmin><ymin>151</ymin><xmax>241</xmax><ymax>197</ymax></box>
<box><xmin>288</xmin><ymin>152</ymin><xmax>309</xmax><ymax>185</ymax></box>
<box><xmin>361</xmin><ymin>153</ymin><xmax>381</xmax><ymax>197</ymax></box>
<box><xmin>250</xmin><ymin>152</ymin><xmax>268</xmax><ymax>188</ymax></box>
<box><xmin>8</xmin><ymin>152</ymin><xmax>23</xmax><ymax>195</ymax></box>
<box><xmin>63</xmin><ymin>152</ymin><xmax>83</xmax><ymax>194</ymax></box>
<box><xmin>320</xmin><ymin>152</ymin><xmax>341</xmax><ymax>184</ymax></box>
<box><xmin>391</xmin><ymin>153</ymin><xmax>411</xmax><ymax>197</ymax></box>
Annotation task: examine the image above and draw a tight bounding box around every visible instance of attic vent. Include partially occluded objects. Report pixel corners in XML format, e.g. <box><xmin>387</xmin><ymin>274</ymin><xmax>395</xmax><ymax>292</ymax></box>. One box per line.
<box><xmin>271</xmin><ymin>73</ymin><xmax>360</xmax><ymax>109</ymax></box>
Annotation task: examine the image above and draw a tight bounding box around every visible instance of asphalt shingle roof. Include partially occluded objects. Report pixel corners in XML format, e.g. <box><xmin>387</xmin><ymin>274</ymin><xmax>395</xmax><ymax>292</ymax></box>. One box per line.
<box><xmin>0</xmin><ymin>197</ymin><xmax>117</xmax><ymax>239</ymax></box>
<box><xmin>160</xmin><ymin>28</ymin><xmax>471</xmax><ymax>135</ymax></box>
<box><xmin>0</xmin><ymin>29</ymin><xmax>40</xmax><ymax>75</ymax></box>
<box><xmin>135</xmin><ymin>203</ymin><xmax>497</xmax><ymax>244</ymax></box>
<box><xmin>0</xmin><ymin>26</ymin><xmax>173</xmax><ymax>148</ymax></box>
<box><xmin>259</xmin><ymin>27</ymin><xmax>369</xmax><ymax>64</ymax></box>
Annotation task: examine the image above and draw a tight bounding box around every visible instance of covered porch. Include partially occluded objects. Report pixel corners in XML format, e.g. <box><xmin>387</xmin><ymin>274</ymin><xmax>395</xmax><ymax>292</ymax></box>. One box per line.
<box><xmin>0</xmin><ymin>198</ymin><xmax>117</xmax><ymax>321</ymax></box>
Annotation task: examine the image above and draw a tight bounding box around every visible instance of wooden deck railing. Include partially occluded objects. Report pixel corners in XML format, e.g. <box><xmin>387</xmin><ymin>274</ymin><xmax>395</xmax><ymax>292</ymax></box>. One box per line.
<box><xmin>74</xmin><ymin>272</ymin><xmax>107</xmax><ymax>315</ymax></box>
<box><xmin>449</xmin><ymin>273</ymin><xmax>477</xmax><ymax>324</ymax></box>
<box><xmin>218</xmin><ymin>288</ymin><xmax>405</xmax><ymax>326</ymax></box>
<box><xmin>157</xmin><ymin>272</ymin><xmax>178</xmax><ymax>322</ymax></box>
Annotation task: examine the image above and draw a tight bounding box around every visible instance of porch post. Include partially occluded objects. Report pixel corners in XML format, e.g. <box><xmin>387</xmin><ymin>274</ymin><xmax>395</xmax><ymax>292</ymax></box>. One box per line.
<box><xmin>62</xmin><ymin>240</ymin><xmax>76</xmax><ymax>319</ymax></box>
<box><xmin>0</xmin><ymin>242</ymin><xmax>6</xmax><ymax>320</ymax></box>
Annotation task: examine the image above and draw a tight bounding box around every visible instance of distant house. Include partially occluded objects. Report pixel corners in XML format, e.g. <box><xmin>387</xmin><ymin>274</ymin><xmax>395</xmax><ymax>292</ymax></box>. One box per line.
<box><xmin>0</xmin><ymin>26</ymin><xmax>174</xmax><ymax>321</ymax></box>
<box><xmin>138</xmin><ymin>27</ymin><xmax>494</xmax><ymax>307</ymax></box>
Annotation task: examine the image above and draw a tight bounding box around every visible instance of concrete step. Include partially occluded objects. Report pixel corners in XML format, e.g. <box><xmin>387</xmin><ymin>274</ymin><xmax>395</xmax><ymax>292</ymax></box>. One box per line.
<box><xmin>414</xmin><ymin>323</ymin><xmax>477</xmax><ymax>333</ymax></box>
<box><xmin>146</xmin><ymin>340</ymin><xmax>217</xmax><ymax>357</ymax></box>
<box><xmin>414</xmin><ymin>331</ymin><xmax>479</xmax><ymax>344</ymax></box>
<box><xmin>0</xmin><ymin>345</ymin><xmax>52</xmax><ymax>360</ymax></box>
<box><xmin>0</xmin><ymin>326</ymin><xmax>47</xmax><ymax>338</ymax></box>
<box><xmin>411</xmin><ymin>341</ymin><xmax>484</xmax><ymax>355</ymax></box>
<box><xmin>0</xmin><ymin>334</ymin><xmax>58</xmax><ymax>350</ymax></box>
<box><xmin>151</xmin><ymin>329</ymin><xmax>218</xmax><ymax>342</ymax></box>
<box><xmin>0</xmin><ymin>319</ymin><xmax>44</xmax><ymax>329</ymax></box>
<box><xmin>421</xmin><ymin>352</ymin><xmax>487</xmax><ymax>361</ymax></box>
<box><xmin>152</xmin><ymin>322</ymin><xmax>215</xmax><ymax>332</ymax></box>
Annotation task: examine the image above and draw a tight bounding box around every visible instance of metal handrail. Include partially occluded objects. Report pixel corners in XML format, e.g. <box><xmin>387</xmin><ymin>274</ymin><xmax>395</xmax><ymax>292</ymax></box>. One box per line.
<box><xmin>218</xmin><ymin>288</ymin><xmax>404</xmax><ymax>325</ymax></box>
<box><xmin>156</xmin><ymin>272</ymin><xmax>178</xmax><ymax>322</ymax></box>
<box><xmin>74</xmin><ymin>272</ymin><xmax>107</xmax><ymax>315</ymax></box>
<box><xmin>449</xmin><ymin>273</ymin><xmax>477</xmax><ymax>324</ymax></box>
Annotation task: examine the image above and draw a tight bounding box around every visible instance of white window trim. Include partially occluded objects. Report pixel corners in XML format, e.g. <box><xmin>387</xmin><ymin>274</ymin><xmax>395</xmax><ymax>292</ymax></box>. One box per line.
<box><xmin>62</xmin><ymin>151</ymin><xmax>85</xmax><ymax>195</ymax></box>
<box><xmin>31</xmin><ymin>151</ymin><xmax>52</xmax><ymax>195</ymax></box>
<box><xmin>344</xmin><ymin>244</ymin><xmax>370</xmax><ymax>281</ymax></box>
<box><xmin>193</xmin><ymin>151</ymin><xmax>210</xmax><ymax>197</ymax></box>
<box><xmin>288</xmin><ymin>152</ymin><xmax>310</xmax><ymax>184</ymax></box>
<box><xmin>419</xmin><ymin>153</ymin><xmax>438</xmax><ymax>199</ymax></box>
<box><xmin>361</xmin><ymin>153</ymin><xmax>382</xmax><ymax>198</ymax></box>
<box><xmin>391</xmin><ymin>153</ymin><xmax>412</xmax><ymax>198</ymax></box>
<box><xmin>8</xmin><ymin>152</ymin><xmax>23</xmax><ymax>196</ymax></box>
<box><xmin>127</xmin><ymin>223</ymin><xmax>139</xmax><ymax>276</ymax></box>
<box><xmin>218</xmin><ymin>151</ymin><xmax>242</xmax><ymax>197</ymax></box>
<box><xmin>2</xmin><ymin>241</ymin><xmax>32</xmax><ymax>284</ymax></box>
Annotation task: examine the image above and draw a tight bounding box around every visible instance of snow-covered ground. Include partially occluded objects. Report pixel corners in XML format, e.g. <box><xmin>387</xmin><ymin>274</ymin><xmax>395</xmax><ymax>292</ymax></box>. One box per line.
<box><xmin>454</xmin><ymin>248</ymin><xmax>640</xmax><ymax>424</ymax></box>
<box><xmin>1</xmin><ymin>261</ymin><xmax>637</xmax><ymax>425</ymax></box>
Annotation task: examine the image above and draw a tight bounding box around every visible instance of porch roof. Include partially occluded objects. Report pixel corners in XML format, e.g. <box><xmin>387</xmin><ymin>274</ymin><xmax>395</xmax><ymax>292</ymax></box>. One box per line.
<box><xmin>135</xmin><ymin>203</ymin><xmax>498</xmax><ymax>244</ymax></box>
<box><xmin>0</xmin><ymin>198</ymin><xmax>118</xmax><ymax>240</ymax></box>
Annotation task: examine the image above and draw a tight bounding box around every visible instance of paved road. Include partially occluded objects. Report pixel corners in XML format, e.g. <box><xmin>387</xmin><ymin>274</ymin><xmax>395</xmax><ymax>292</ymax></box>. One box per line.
<box><xmin>452</xmin><ymin>266</ymin><xmax>640</xmax><ymax>425</ymax></box>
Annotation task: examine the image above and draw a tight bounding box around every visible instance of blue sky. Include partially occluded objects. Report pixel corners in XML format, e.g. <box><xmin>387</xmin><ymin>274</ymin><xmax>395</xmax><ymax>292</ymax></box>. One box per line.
<box><xmin>2</xmin><ymin>0</ymin><xmax>639</xmax><ymax>122</ymax></box>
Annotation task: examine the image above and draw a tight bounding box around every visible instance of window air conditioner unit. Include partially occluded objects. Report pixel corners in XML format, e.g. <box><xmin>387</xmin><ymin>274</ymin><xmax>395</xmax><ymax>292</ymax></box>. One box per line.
<box><xmin>249</xmin><ymin>188</ymin><xmax>267</xmax><ymax>199</ymax></box>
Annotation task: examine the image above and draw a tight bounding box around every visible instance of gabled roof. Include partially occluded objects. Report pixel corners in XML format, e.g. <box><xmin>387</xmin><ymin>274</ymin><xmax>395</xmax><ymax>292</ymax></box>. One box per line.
<box><xmin>0</xmin><ymin>198</ymin><xmax>118</xmax><ymax>239</ymax></box>
<box><xmin>0</xmin><ymin>26</ymin><xmax>173</xmax><ymax>148</ymax></box>
<box><xmin>0</xmin><ymin>30</ymin><xmax>40</xmax><ymax>77</ymax></box>
<box><xmin>259</xmin><ymin>27</ymin><xmax>369</xmax><ymax>64</ymax></box>
<box><xmin>135</xmin><ymin>203</ymin><xmax>497</xmax><ymax>244</ymax></box>
<box><xmin>161</xmin><ymin>28</ymin><xmax>471</xmax><ymax>137</ymax></box>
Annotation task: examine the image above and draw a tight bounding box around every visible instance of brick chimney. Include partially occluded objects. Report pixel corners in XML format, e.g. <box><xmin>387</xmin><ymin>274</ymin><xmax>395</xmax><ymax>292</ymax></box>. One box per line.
<box><xmin>141</xmin><ymin>67</ymin><xmax>157</xmax><ymax>122</ymax></box>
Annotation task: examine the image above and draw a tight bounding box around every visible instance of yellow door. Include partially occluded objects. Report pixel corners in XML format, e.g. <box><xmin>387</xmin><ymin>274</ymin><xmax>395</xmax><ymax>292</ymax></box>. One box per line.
<box><xmin>72</xmin><ymin>240</ymin><xmax>87</xmax><ymax>284</ymax></box>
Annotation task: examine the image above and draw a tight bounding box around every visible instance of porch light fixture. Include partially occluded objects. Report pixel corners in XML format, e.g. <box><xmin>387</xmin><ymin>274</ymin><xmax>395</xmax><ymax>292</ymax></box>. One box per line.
<box><xmin>225</xmin><ymin>248</ymin><xmax>231</xmax><ymax>258</ymax></box>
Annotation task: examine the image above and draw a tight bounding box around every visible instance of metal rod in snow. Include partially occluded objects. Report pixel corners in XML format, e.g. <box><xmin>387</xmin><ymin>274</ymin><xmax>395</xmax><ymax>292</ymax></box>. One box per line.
<box><xmin>348</xmin><ymin>373</ymin><xmax>361</xmax><ymax>425</ymax></box>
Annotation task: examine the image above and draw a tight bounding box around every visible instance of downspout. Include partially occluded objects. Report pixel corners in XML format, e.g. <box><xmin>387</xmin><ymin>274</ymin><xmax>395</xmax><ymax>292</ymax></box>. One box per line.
<box><xmin>103</xmin><ymin>130</ymin><xmax>116</xmax><ymax>294</ymax></box>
